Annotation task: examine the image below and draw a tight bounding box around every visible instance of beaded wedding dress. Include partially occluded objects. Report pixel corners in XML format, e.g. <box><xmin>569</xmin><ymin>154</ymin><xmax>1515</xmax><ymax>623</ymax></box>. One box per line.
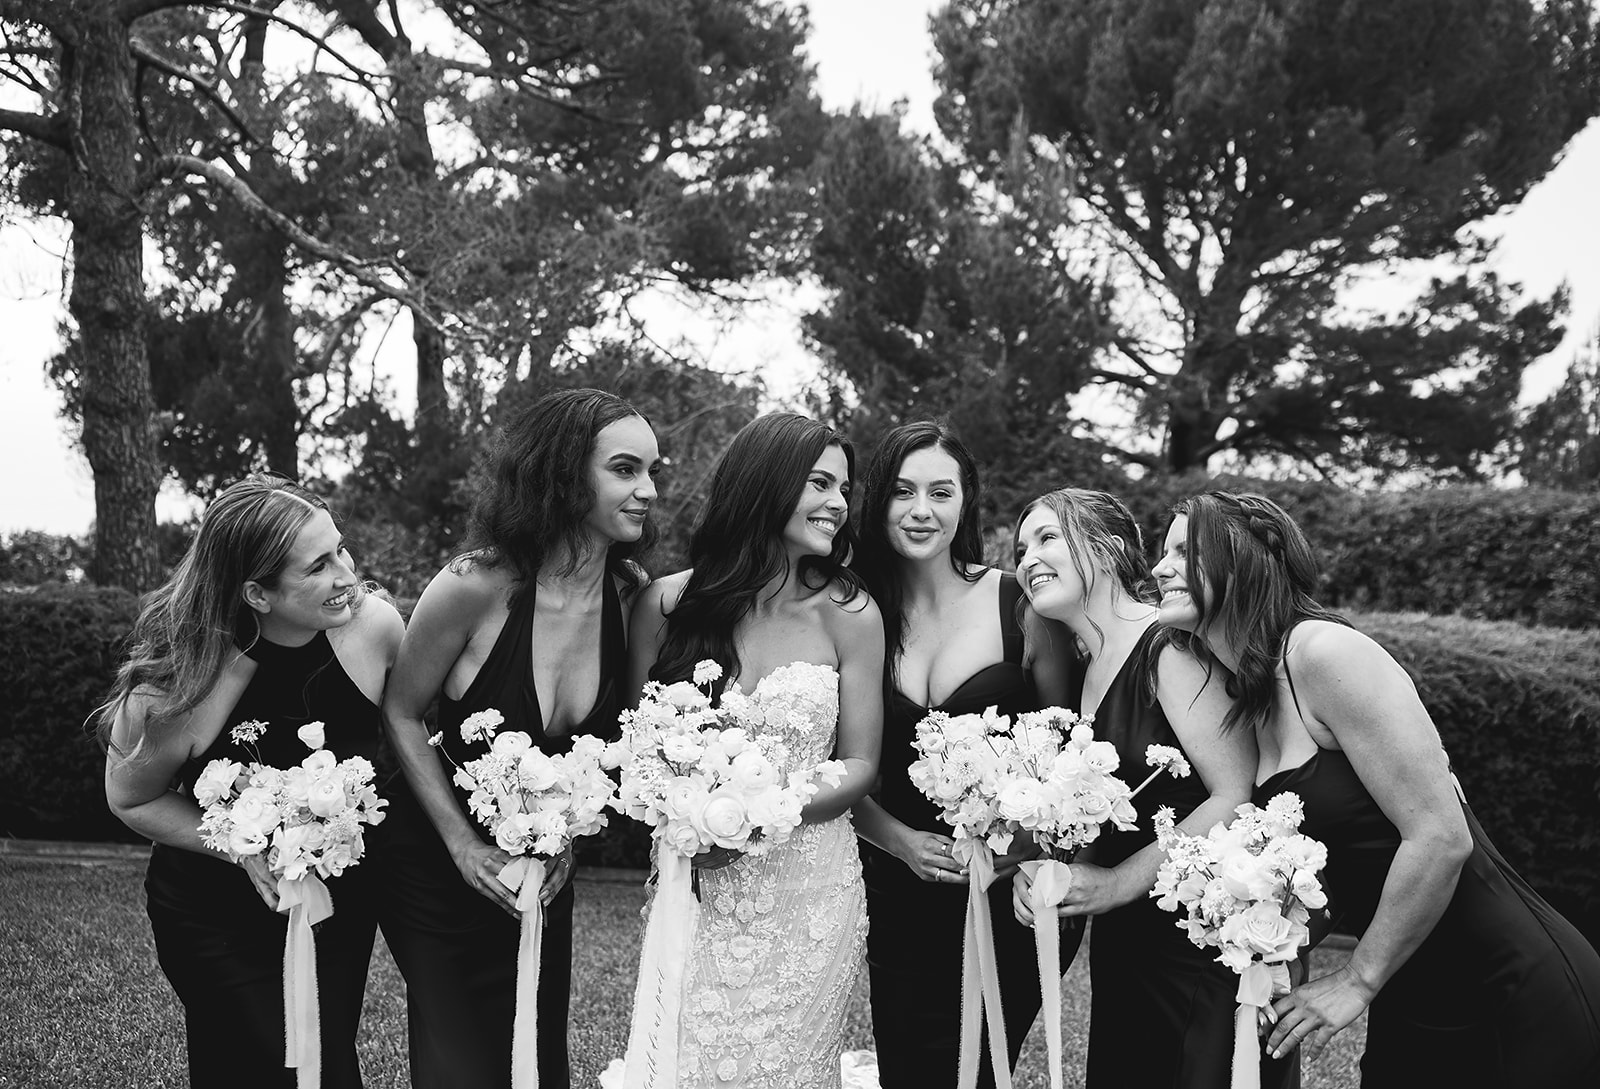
<box><xmin>676</xmin><ymin>661</ymin><xmax>867</xmax><ymax>1088</ymax></box>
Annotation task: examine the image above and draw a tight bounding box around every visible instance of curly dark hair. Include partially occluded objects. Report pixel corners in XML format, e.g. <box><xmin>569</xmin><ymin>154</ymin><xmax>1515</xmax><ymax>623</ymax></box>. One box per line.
<box><xmin>651</xmin><ymin>412</ymin><xmax>865</xmax><ymax>696</ymax></box>
<box><xmin>1157</xmin><ymin>492</ymin><xmax>1348</xmax><ymax>732</ymax></box>
<box><xmin>852</xmin><ymin>420</ymin><xmax>985</xmax><ymax>681</ymax></box>
<box><xmin>462</xmin><ymin>388</ymin><xmax>655</xmax><ymax>598</ymax></box>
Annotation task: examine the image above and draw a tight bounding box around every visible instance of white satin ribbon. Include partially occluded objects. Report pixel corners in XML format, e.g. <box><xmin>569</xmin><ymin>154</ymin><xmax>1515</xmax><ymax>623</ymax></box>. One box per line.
<box><xmin>278</xmin><ymin>874</ymin><xmax>334</xmax><ymax>1089</ymax></box>
<box><xmin>956</xmin><ymin>841</ymin><xmax>1012</xmax><ymax>1089</ymax></box>
<box><xmin>620</xmin><ymin>849</ymin><xmax>698</xmax><ymax>1089</ymax></box>
<box><xmin>498</xmin><ymin>855</ymin><xmax>549</xmax><ymax>1089</ymax></box>
<box><xmin>1231</xmin><ymin>961</ymin><xmax>1291</xmax><ymax>1089</ymax></box>
<box><xmin>1019</xmin><ymin>858</ymin><xmax>1074</xmax><ymax>1089</ymax></box>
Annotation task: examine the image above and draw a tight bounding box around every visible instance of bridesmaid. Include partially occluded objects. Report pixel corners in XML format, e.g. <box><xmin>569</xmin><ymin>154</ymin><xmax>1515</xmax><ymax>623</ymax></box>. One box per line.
<box><xmin>381</xmin><ymin>388</ymin><xmax>661</xmax><ymax>1089</ymax></box>
<box><xmin>850</xmin><ymin>420</ymin><xmax>1080</xmax><ymax>1088</ymax></box>
<box><xmin>102</xmin><ymin>476</ymin><xmax>404</xmax><ymax>1088</ymax></box>
<box><xmin>1009</xmin><ymin>488</ymin><xmax>1296</xmax><ymax>1089</ymax></box>
<box><xmin>1153</xmin><ymin>491</ymin><xmax>1600</xmax><ymax>1087</ymax></box>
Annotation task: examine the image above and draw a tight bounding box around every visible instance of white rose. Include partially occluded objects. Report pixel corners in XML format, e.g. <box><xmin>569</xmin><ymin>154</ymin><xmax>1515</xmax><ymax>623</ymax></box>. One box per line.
<box><xmin>1290</xmin><ymin>868</ymin><xmax>1328</xmax><ymax>910</ymax></box>
<box><xmin>493</xmin><ymin>731</ymin><xmax>534</xmax><ymax>757</ymax></box>
<box><xmin>728</xmin><ymin>750</ymin><xmax>777</xmax><ymax>791</ymax></box>
<box><xmin>692</xmin><ymin>790</ymin><xmax>753</xmax><ymax>849</ymax></box>
<box><xmin>661</xmin><ymin>732</ymin><xmax>706</xmax><ymax>765</ymax></box>
<box><xmin>660</xmin><ymin>817</ymin><xmax>704</xmax><ymax>856</ymax></box>
<box><xmin>296</xmin><ymin>722</ymin><xmax>326</xmax><ymax>750</ymax></box>
<box><xmin>193</xmin><ymin>759</ymin><xmax>242</xmax><ymax>808</ymax></box>
<box><xmin>307</xmin><ymin>775</ymin><xmax>350</xmax><ymax>818</ymax></box>
<box><xmin>659</xmin><ymin>681</ymin><xmax>710</xmax><ymax>712</ymax></box>
<box><xmin>301</xmin><ymin>750</ymin><xmax>337</xmax><ymax>777</ymax></box>
<box><xmin>517</xmin><ymin>749</ymin><xmax>560</xmax><ymax>791</ymax></box>
<box><xmin>996</xmin><ymin>780</ymin><xmax>1045</xmax><ymax>822</ymax></box>
<box><xmin>231</xmin><ymin>787</ymin><xmax>282</xmax><ymax>834</ymax></box>
<box><xmin>1220</xmin><ymin>850</ymin><xmax>1282</xmax><ymax>902</ymax></box>
<box><xmin>1219</xmin><ymin>900</ymin><xmax>1307</xmax><ymax>963</ymax></box>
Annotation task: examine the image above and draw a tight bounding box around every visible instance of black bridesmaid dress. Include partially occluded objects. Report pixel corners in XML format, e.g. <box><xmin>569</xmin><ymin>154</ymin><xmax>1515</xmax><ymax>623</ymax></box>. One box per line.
<box><xmin>861</xmin><ymin>572</ymin><xmax>1084</xmax><ymax>1089</ymax></box>
<box><xmin>145</xmin><ymin>630</ymin><xmax>384</xmax><ymax>1089</ymax></box>
<box><xmin>1255</xmin><ymin>743</ymin><xmax>1600</xmax><ymax>1088</ymax></box>
<box><xmin>379</xmin><ymin>575</ymin><xmax>626</xmax><ymax>1089</ymax></box>
<box><xmin>1074</xmin><ymin>623</ymin><xmax>1297</xmax><ymax>1089</ymax></box>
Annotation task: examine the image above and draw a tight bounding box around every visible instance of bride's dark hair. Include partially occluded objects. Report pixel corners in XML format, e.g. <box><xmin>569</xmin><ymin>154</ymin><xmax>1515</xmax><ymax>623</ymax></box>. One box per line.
<box><xmin>1158</xmin><ymin>491</ymin><xmax>1348</xmax><ymax>732</ymax></box>
<box><xmin>651</xmin><ymin>412</ymin><xmax>865</xmax><ymax>696</ymax></box>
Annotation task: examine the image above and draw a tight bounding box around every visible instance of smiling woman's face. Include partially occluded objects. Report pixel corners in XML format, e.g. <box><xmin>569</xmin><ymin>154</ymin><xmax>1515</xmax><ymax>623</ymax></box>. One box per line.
<box><xmin>1152</xmin><ymin>514</ymin><xmax>1203</xmax><ymax>633</ymax></box>
<box><xmin>1014</xmin><ymin>505</ymin><xmax>1090</xmax><ymax>621</ymax></box>
<box><xmin>885</xmin><ymin>445</ymin><xmax>964</xmax><ymax>563</ymax></box>
<box><xmin>781</xmin><ymin>443</ymin><xmax>850</xmax><ymax>559</ymax></box>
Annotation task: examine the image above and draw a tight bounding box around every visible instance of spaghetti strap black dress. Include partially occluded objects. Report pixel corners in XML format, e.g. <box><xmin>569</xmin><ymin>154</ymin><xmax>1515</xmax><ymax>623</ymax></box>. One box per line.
<box><xmin>1255</xmin><ymin>742</ymin><xmax>1600</xmax><ymax>1087</ymax></box>
<box><xmin>379</xmin><ymin>575</ymin><xmax>626</xmax><ymax>1089</ymax></box>
<box><xmin>861</xmin><ymin>572</ymin><xmax>1083</xmax><ymax>1089</ymax></box>
<box><xmin>144</xmin><ymin>630</ymin><xmax>384</xmax><ymax>1089</ymax></box>
<box><xmin>1074</xmin><ymin>623</ymin><xmax>1297</xmax><ymax>1089</ymax></box>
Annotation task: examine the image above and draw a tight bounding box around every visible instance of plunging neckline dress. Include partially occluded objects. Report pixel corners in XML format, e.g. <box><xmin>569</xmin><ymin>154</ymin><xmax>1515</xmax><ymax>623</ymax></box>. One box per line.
<box><xmin>380</xmin><ymin>575</ymin><xmax>626</xmax><ymax>1089</ymax></box>
<box><xmin>1070</xmin><ymin>623</ymin><xmax>1297</xmax><ymax>1089</ymax></box>
<box><xmin>862</xmin><ymin>572</ymin><xmax>1082</xmax><ymax>1089</ymax></box>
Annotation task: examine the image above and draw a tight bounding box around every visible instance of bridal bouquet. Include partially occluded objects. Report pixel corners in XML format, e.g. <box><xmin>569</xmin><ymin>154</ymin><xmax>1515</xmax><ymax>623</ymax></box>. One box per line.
<box><xmin>1151</xmin><ymin>792</ymin><xmax>1328</xmax><ymax>1089</ymax></box>
<box><xmin>606</xmin><ymin>660</ymin><xmax>846</xmax><ymax>1089</ymax></box>
<box><xmin>907</xmin><ymin>706</ymin><xmax>1190</xmax><ymax>1089</ymax></box>
<box><xmin>607</xmin><ymin>660</ymin><xmax>846</xmax><ymax>859</ymax></box>
<box><xmin>196</xmin><ymin>719</ymin><xmax>387</xmax><ymax>1089</ymax></box>
<box><xmin>430</xmin><ymin>708</ymin><xmax>617</xmax><ymax>1089</ymax></box>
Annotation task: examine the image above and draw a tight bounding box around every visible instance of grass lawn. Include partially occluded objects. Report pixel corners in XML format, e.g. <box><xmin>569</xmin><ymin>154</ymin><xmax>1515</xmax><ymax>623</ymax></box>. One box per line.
<box><xmin>1</xmin><ymin>854</ymin><xmax>1366</xmax><ymax>1088</ymax></box>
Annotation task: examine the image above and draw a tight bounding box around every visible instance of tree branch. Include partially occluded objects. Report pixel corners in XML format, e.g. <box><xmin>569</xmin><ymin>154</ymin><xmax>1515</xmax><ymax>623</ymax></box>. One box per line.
<box><xmin>147</xmin><ymin>154</ymin><xmax>446</xmax><ymax>330</ymax></box>
<box><xmin>0</xmin><ymin>105</ymin><xmax>67</xmax><ymax>148</ymax></box>
<box><xmin>129</xmin><ymin>36</ymin><xmax>261</xmax><ymax>147</ymax></box>
<box><xmin>1089</xmin><ymin>367</ymin><xmax>1156</xmax><ymax>392</ymax></box>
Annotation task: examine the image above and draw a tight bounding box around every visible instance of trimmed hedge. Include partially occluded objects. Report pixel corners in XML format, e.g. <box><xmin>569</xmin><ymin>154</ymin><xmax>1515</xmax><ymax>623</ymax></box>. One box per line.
<box><xmin>1116</xmin><ymin>477</ymin><xmax>1600</xmax><ymax>629</ymax></box>
<box><xmin>0</xmin><ymin>584</ymin><xmax>141</xmax><ymax>842</ymax></box>
<box><xmin>7</xmin><ymin>586</ymin><xmax>1598</xmax><ymax>943</ymax></box>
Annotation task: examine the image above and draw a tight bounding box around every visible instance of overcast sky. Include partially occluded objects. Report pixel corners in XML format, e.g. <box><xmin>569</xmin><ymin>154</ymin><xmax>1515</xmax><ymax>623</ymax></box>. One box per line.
<box><xmin>3</xmin><ymin>0</ymin><xmax>1597</xmax><ymax>535</ymax></box>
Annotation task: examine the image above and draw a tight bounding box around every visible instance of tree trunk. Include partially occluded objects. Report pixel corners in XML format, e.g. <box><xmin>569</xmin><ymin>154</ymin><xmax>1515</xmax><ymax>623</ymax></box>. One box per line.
<box><xmin>64</xmin><ymin>7</ymin><xmax>161</xmax><ymax>591</ymax></box>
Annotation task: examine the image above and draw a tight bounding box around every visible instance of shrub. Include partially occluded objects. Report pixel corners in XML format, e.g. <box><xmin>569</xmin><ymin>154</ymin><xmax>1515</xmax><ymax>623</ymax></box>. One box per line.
<box><xmin>1116</xmin><ymin>476</ymin><xmax>1600</xmax><ymax>629</ymax></box>
<box><xmin>0</xmin><ymin>584</ymin><xmax>141</xmax><ymax>842</ymax></box>
<box><xmin>1358</xmin><ymin>611</ymin><xmax>1600</xmax><ymax>942</ymax></box>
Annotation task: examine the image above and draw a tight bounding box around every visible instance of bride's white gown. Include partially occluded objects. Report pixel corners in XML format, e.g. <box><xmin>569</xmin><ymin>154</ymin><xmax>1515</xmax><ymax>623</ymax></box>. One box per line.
<box><xmin>676</xmin><ymin>662</ymin><xmax>867</xmax><ymax>1088</ymax></box>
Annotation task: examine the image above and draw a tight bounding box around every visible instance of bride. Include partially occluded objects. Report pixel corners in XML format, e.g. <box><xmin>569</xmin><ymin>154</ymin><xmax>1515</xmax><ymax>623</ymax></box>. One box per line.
<box><xmin>627</xmin><ymin>411</ymin><xmax>885</xmax><ymax>1088</ymax></box>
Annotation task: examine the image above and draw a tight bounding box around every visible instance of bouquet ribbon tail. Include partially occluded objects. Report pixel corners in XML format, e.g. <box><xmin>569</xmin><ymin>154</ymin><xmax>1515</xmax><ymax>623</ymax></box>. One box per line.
<box><xmin>621</xmin><ymin>848</ymin><xmax>698</xmax><ymax>1089</ymax></box>
<box><xmin>1021</xmin><ymin>858</ymin><xmax>1073</xmax><ymax>1089</ymax></box>
<box><xmin>500</xmin><ymin>856</ymin><xmax>548</xmax><ymax>1089</ymax></box>
<box><xmin>1230</xmin><ymin>961</ymin><xmax>1279</xmax><ymax>1089</ymax></box>
<box><xmin>956</xmin><ymin>842</ymin><xmax>1012</xmax><ymax>1089</ymax></box>
<box><xmin>278</xmin><ymin>874</ymin><xmax>334</xmax><ymax>1089</ymax></box>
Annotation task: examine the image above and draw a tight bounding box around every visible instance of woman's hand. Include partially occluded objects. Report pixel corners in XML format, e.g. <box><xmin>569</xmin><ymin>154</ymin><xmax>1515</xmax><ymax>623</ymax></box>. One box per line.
<box><xmin>991</xmin><ymin>835</ymin><xmax>1043</xmax><ymax>882</ymax></box>
<box><xmin>240</xmin><ymin>854</ymin><xmax>281</xmax><ymax>910</ymax></box>
<box><xmin>898</xmin><ymin>829</ymin><xmax>968</xmax><ymax>886</ymax></box>
<box><xmin>449</xmin><ymin>838</ymin><xmax>519</xmax><ymax>916</ymax></box>
<box><xmin>1039</xmin><ymin>860</ymin><xmax>1130</xmax><ymax>916</ymax></box>
<box><xmin>1012</xmin><ymin>865</ymin><xmax>1040</xmax><ymax>925</ymax></box>
<box><xmin>539</xmin><ymin>846</ymin><xmax>575</xmax><ymax>908</ymax></box>
<box><xmin>1264</xmin><ymin>963</ymin><xmax>1376</xmax><ymax>1062</ymax></box>
<box><xmin>692</xmin><ymin>845</ymin><xmax>745</xmax><ymax>872</ymax></box>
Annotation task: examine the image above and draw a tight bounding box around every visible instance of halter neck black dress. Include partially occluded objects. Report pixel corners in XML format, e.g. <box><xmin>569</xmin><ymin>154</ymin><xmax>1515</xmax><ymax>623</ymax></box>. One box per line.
<box><xmin>1255</xmin><ymin>742</ymin><xmax>1600</xmax><ymax>1087</ymax></box>
<box><xmin>144</xmin><ymin>631</ymin><xmax>384</xmax><ymax>1089</ymax></box>
<box><xmin>379</xmin><ymin>575</ymin><xmax>626</xmax><ymax>1089</ymax></box>
<box><xmin>861</xmin><ymin>572</ymin><xmax>1083</xmax><ymax>1089</ymax></box>
<box><xmin>1071</xmin><ymin>623</ymin><xmax>1297</xmax><ymax>1089</ymax></box>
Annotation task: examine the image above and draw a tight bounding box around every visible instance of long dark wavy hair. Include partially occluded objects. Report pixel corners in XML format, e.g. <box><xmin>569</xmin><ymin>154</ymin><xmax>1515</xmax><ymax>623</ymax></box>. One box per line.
<box><xmin>853</xmin><ymin>420</ymin><xmax>984</xmax><ymax>680</ymax></box>
<box><xmin>462</xmin><ymin>388</ymin><xmax>655</xmax><ymax>599</ymax></box>
<box><xmin>97</xmin><ymin>476</ymin><xmax>346</xmax><ymax>753</ymax></box>
<box><xmin>1157</xmin><ymin>492</ymin><xmax>1348</xmax><ymax>732</ymax></box>
<box><xmin>651</xmin><ymin>412</ymin><xmax>865</xmax><ymax>696</ymax></box>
